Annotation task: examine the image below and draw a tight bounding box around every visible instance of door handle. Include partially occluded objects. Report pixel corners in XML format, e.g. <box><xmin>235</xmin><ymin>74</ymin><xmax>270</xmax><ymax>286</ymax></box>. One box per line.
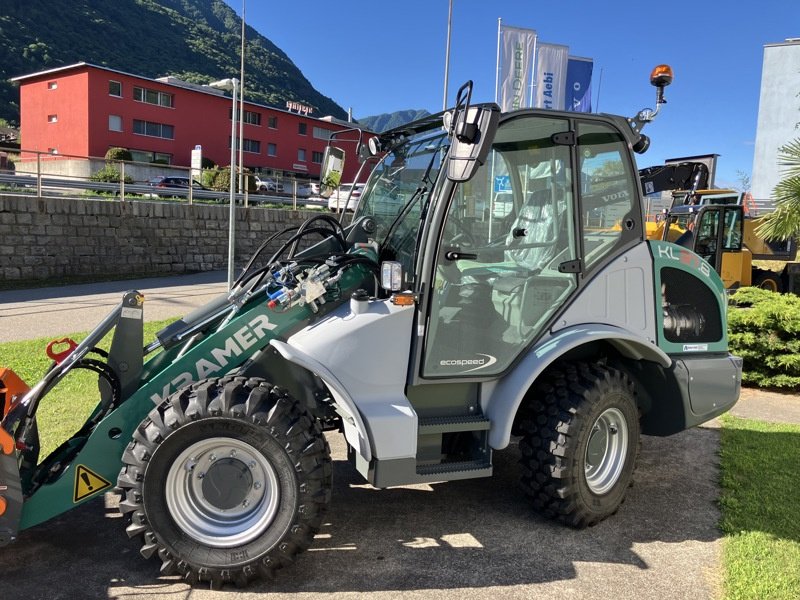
<box><xmin>445</xmin><ymin>251</ymin><xmax>478</xmax><ymax>261</ymax></box>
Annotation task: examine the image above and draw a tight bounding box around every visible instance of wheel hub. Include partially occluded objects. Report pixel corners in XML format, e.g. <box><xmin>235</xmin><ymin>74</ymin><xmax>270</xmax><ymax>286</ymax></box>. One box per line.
<box><xmin>165</xmin><ymin>437</ymin><xmax>280</xmax><ymax>548</ymax></box>
<box><xmin>584</xmin><ymin>407</ymin><xmax>628</xmax><ymax>495</ymax></box>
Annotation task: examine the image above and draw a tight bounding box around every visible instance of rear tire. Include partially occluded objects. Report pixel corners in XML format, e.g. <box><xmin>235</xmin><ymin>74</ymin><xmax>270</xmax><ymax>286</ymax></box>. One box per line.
<box><xmin>752</xmin><ymin>270</ymin><xmax>783</xmax><ymax>293</ymax></box>
<box><xmin>117</xmin><ymin>376</ymin><xmax>331</xmax><ymax>587</ymax></box>
<box><xmin>518</xmin><ymin>362</ymin><xmax>640</xmax><ymax>528</ymax></box>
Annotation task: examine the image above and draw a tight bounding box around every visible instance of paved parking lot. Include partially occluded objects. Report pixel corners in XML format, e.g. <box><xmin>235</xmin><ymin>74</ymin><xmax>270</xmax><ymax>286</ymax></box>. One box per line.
<box><xmin>0</xmin><ymin>426</ymin><xmax>722</xmax><ymax>600</ymax></box>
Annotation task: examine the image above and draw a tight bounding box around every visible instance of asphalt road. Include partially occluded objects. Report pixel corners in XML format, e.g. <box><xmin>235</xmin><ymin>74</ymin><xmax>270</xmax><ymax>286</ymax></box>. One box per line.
<box><xmin>0</xmin><ymin>271</ymin><xmax>229</xmax><ymax>342</ymax></box>
<box><xmin>0</xmin><ymin>272</ymin><xmax>724</xmax><ymax>599</ymax></box>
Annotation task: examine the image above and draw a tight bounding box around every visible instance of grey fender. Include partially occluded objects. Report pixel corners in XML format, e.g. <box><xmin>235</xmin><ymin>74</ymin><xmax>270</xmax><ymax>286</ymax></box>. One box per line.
<box><xmin>269</xmin><ymin>297</ymin><xmax>418</xmax><ymax>464</ymax></box>
<box><xmin>484</xmin><ymin>323</ymin><xmax>672</xmax><ymax>450</ymax></box>
<box><xmin>270</xmin><ymin>339</ymin><xmax>373</xmax><ymax>462</ymax></box>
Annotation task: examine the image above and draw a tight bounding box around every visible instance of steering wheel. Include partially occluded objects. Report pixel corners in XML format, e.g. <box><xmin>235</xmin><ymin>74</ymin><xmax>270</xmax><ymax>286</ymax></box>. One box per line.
<box><xmin>446</xmin><ymin>217</ymin><xmax>475</xmax><ymax>247</ymax></box>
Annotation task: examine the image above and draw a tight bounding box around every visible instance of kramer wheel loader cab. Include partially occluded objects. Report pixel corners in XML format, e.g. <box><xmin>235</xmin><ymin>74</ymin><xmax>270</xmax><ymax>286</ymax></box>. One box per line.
<box><xmin>1</xmin><ymin>67</ymin><xmax>741</xmax><ymax>587</ymax></box>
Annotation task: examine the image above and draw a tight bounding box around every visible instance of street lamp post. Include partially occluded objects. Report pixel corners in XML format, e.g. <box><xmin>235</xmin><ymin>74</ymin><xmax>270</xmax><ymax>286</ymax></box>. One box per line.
<box><xmin>208</xmin><ymin>77</ymin><xmax>239</xmax><ymax>289</ymax></box>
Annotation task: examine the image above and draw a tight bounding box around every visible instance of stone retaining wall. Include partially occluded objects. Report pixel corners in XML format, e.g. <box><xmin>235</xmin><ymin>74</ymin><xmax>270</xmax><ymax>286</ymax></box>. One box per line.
<box><xmin>0</xmin><ymin>195</ymin><xmax>318</xmax><ymax>282</ymax></box>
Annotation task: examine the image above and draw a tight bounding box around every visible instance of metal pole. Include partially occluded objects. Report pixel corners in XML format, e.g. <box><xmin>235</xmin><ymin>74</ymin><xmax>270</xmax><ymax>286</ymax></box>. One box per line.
<box><xmin>238</xmin><ymin>0</ymin><xmax>246</xmax><ymax>206</ymax></box>
<box><xmin>442</xmin><ymin>0</ymin><xmax>453</xmax><ymax>111</ymax></box>
<box><xmin>228</xmin><ymin>78</ymin><xmax>238</xmax><ymax>290</ymax></box>
<box><xmin>494</xmin><ymin>17</ymin><xmax>501</xmax><ymax>104</ymax></box>
<box><xmin>595</xmin><ymin>67</ymin><xmax>604</xmax><ymax>113</ymax></box>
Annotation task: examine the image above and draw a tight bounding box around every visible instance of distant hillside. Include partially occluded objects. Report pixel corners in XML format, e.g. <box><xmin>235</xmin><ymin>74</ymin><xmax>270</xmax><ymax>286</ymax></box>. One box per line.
<box><xmin>358</xmin><ymin>109</ymin><xmax>431</xmax><ymax>133</ymax></box>
<box><xmin>0</xmin><ymin>0</ymin><xmax>347</xmax><ymax>126</ymax></box>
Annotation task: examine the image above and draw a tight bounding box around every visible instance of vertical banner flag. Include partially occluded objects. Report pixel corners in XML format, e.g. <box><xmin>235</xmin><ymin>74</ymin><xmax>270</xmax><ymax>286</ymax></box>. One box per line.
<box><xmin>533</xmin><ymin>43</ymin><xmax>569</xmax><ymax>110</ymax></box>
<box><xmin>566</xmin><ymin>56</ymin><xmax>593</xmax><ymax>112</ymax></box>
<box><xmin>498</xmin><ymin>25</ymin><xmax>536</xmax><ymax>113</ymax></box>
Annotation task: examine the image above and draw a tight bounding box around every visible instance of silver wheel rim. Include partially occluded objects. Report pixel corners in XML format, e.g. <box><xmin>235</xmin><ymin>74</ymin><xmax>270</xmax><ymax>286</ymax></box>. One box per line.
<box><xmin>165</xmin><ymin>436</ymin><xmax>280</xmax><ymax>548</ymax></box>
<box><xmin>584</xmin><ymin>407</ymin><xmax>628</xmax><ymax>495</ymax></box>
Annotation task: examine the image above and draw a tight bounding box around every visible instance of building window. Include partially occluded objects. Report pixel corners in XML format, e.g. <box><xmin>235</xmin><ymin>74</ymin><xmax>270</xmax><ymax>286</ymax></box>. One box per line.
<box><xmin>130</xmin><ymin>149</ymin><xmax>172</xmax><ymax>165</ymax></box>
<box><xmin>313</xmin><ymin>126</ymin><xmax>331</xmax><ymax>140</ymax></box>
<box><xmin>133</xmin><ymin>86</ymin><xmax>173</xmax><ymax>108</ymax></box>
<box><xmin>244</xmin><ymin>110</ymin><xmax>261</xmax><ymax>125</ymax></box>
<box><xmin>229</xmin><ymin>108</ymin><xmax>262</xmax><ymax>125</ymax></box>
<box><xmin>231</xmin><ymin>137</ymin><xmax>261</xmax><ymax>154</ymax></box>
<box><xmin>47</xmin><ymin>81</ymin><xmax>57</xmax><ymax>90</ymax></box>
<box><xmin>298</xmin><ymin>148</ymin><xmax>307</xmax><ymax>162</ymax></box>
<box><xmin>108</xmin><ymin>115</ymin><xmax>123</xmax><ymax>132</ymax></box>
<box><xmin>298</xmin><ymin>122</ymin><xmax>307</xmax><ymax>135</ymax></box>
<box><xmin>109</xmin><ymin>80</ymin><xmax>122</xmax><ymax>97</ymax></box>
<box><xmin>133</xmin><ymin>119</ymin><xmax>174</xmax><ymax>139</ymax></box>
<box><xmin>267</xmin><ymin>143</ymin><xmax>277</xmax><ymax>157</ymax></box>
<box><xmin>312</xmin><ymin>150</ymin><xmax>324</xmax><ymax>164</ymax></box>
<box><xmin>47</xmin><ymin>114</ymin><xmax>58</xmax><ymax>123</ymax></box>
<box><xmin>268</xmin><ymin>116</ymin><xmax>278</xmax><ymax>129</ymax></box>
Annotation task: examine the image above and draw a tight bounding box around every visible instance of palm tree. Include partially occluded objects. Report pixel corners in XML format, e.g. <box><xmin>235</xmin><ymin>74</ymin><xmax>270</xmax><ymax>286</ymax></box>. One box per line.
<box><xmin>756</xmin><ymin>139</ymin><xmax>800</xmax><ymax>240</ymax></box>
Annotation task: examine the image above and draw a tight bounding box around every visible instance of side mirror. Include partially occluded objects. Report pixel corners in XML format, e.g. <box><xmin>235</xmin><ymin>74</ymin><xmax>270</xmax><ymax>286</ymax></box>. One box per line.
<box><xmin>319</xmin><ymin>146</ymin><xmax>345</xmax><ymax>199</ymax></box>
<box><xmin>446</xmin><ymin>105</ymin><xmax>500</xmax><ymax>182</ymax></box>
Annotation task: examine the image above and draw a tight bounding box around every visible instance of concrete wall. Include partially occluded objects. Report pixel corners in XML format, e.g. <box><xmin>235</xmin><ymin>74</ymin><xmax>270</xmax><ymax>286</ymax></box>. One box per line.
<box><xmin>0</xmin><ymin>194</ymin><xmax>319</xmax><ymax>283</ymax></box>
<box><xmin>751</xmin><ymin>39</ymin><xmax>800</xmax><ymax>200</ymax></box>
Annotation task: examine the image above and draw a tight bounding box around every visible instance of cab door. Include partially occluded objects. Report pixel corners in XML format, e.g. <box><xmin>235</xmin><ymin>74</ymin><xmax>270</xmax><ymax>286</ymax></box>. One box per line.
<box><xmin>420</xmin><ymin>114</ymin><xmax>579</xmax><ymax>378</ymax></box>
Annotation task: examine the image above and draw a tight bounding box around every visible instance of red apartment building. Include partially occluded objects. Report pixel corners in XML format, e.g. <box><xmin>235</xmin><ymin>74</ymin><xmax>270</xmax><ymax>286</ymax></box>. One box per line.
<box><xmin>11</xmin><ymin>62</ymin><xmax>370</xmax><ymax>183</ymax></box>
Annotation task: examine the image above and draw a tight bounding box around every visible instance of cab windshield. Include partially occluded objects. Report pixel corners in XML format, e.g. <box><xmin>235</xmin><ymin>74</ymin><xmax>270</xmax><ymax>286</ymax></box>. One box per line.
<box><xmin>354</xmin><ymin>128</ymin><xmax>449</xmax><ymax>273</ymax></box>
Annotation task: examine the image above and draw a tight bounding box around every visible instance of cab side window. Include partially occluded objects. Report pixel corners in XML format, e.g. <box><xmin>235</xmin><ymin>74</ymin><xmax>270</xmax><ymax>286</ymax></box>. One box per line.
<box><xmin>578</xmin><ymin>122</ymin><xmax>639</xmax><ymax>272</ymax></box>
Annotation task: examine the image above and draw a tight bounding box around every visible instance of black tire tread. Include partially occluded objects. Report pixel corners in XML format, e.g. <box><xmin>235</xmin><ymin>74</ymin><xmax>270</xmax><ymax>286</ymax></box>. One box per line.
<box><xmin>518</xmin><ymin>361</ymin><xmax>640</xmax><ymax>528</ymax></box>
<box><xmin>116</xmin><ymin>375</ymin><xmax>332</xmax><ymax>587</ymax></box>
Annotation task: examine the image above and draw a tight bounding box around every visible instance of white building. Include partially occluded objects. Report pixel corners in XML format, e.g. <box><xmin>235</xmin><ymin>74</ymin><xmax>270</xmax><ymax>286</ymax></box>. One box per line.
<box><xmin>751</xmin><ymin>38</ymin><xmax>800</xmax><ymax>200</ymax></box>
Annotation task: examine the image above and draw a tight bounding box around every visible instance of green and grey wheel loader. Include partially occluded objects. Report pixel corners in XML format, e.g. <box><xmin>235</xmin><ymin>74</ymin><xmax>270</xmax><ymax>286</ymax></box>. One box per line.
<box><xmin>0</xmin><ymin>66</ymin><xmax>741</xmax><ymax>587</ymax></box>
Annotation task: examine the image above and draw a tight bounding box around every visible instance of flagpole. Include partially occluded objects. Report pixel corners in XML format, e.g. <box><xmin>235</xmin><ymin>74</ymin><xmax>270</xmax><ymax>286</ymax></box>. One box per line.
<box><xmin>529</xmin><ymin>34</ymin><xmax>538</xmax><ymax>108</ymax></box>
<box><xmin>595</xmin><ymin>67</ymin><xmax>604</xmax><ymax>113</ymax></box>
<box><xmin>494</xmin><ymin>17</ymin><xmax>501</xmax><ymax>104</ymax></box>
<box><xmin>442</xmin><ymin>0</ymin><xmax>453</xmax><ymax>111</ymax></box>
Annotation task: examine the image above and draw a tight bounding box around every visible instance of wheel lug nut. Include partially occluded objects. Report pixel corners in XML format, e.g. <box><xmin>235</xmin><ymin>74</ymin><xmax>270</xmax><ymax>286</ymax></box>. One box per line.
<box><xmin>253</xmin><ymin>482</ymin><xmax>261</xmax><ymax>490</ymax></box>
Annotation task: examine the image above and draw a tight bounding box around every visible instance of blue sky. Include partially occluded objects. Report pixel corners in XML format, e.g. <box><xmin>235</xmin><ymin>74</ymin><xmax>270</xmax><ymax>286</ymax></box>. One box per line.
<box><xmin>226</xmin><ymin>0</ymin><xmax>800</xmax><ymax>189</ymax></box>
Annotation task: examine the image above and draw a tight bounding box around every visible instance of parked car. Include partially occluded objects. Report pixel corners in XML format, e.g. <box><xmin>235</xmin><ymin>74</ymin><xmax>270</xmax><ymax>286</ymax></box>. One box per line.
<box><xmin>147</xmin><ymin>176</ymin><xmax>208</xmax><ymax>198</ymax></box>
<box><xmin>254</xmin><ymin>176</ymin><xmax>284</xmax><ymax>193</ymax></box>
<box><xmin>328</xmin><ymin>183</ymin><xmax>365</xmax><ymax>212</ymax></box>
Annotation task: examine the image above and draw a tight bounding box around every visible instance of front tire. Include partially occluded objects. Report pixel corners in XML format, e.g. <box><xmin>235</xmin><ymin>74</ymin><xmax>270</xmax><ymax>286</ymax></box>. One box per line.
<box><xmin>117</xmin><ymin>376</ymin><xmax>332</xmax><ymax>587</ymax></box>
<box><xmin>518</xmin><ymin>362</ymin><xmax>640</xmax><ymax>528</ymax></box>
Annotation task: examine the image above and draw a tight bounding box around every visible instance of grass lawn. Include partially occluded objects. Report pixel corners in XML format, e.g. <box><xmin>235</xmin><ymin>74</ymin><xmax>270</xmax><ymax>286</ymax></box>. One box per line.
<box><xmin>719</xmin><ymin>414</ymin><xmax>800</xmax><ymax>600</ymax></box>
<box><xmin>1</xmin><ymin>319</ymin><xmax>172</xmax><ymax>457</ymax></box>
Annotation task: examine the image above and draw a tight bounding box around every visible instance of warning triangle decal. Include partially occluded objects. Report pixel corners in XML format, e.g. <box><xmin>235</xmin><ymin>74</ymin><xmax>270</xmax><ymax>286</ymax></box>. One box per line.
<box><xmin>73</xmin><ymin>465</ymin><xmax>113</xmax><ymax>503</ymax></box>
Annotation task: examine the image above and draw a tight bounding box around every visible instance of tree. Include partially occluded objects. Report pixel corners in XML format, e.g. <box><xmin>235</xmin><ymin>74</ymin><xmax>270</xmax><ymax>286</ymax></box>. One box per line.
<box><xmin>105</xmin><ymin>147</ymin><xmax>132</xmax><ymax>162</ymax></box>
<box><xmin>755</xmin><ymin>140</ymin><xmax>800</xmax><ymax>241</ymax></box>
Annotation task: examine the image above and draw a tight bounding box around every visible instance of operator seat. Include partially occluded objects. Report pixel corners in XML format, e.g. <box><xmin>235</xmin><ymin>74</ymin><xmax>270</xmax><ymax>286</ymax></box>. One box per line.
<box><xmin>493</xmin><ymin>187</ymin><xmax>563</xmax><ymax>341</ymax></box>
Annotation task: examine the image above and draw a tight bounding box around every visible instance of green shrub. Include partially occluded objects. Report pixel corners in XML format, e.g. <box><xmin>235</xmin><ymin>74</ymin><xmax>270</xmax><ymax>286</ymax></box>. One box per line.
<box><xmin>104</xmin><ymin>147</ymin><xmax>132</xmax><ymax>162</ymax></box>
<box><xmin>90</xmin><ymin>165</ymin><xmax>134</xmax><ymax>184</ymax></box>
<box><xmin>728</xmin><ymin>287</ymin><xmax>800</xmax><ymax>390</ymax></box>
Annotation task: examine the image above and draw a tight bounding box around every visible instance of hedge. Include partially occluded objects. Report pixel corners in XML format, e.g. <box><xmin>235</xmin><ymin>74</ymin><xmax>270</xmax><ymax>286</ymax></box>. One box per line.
<box><xmin>728</xmin><ymin>287</ymin><xmax>800</xmax><ymax>390</ymax></box>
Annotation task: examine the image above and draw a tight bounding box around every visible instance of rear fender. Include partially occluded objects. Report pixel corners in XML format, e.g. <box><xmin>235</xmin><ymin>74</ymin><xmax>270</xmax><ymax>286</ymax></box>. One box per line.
<box><xmin>484</xmin><ymin>324</ymin><xmax>671</xmax><ymax>449</ymax></box>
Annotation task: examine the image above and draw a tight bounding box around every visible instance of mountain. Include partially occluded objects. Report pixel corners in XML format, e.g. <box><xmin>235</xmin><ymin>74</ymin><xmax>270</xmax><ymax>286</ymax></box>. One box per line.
<box><xmin>0</xmin><ymin>0</ymin><xmax>347</xmax><ymax>126</ymax></box>
<box><xmin>357</xmin><ymin>109</ymin><xmax>432</xmax><ymax>133</ymax></box>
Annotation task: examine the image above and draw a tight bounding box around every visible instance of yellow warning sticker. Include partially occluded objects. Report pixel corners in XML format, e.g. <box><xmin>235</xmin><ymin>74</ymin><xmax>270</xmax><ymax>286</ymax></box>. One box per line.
<box><xmin>73</xmin><ymin>465</ymin><xmax>113</xmax><ymax>503</ymax></box>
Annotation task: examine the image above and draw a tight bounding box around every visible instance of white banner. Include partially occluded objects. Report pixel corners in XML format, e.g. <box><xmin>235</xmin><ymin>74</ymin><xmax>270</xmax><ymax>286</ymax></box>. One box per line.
<box><xmin>533</xmin><ymin>43</ymin><xmax>569</xmax><ymax>110</ymax></box>
<box><xmin>498</xmin><ymin>25</ymin><xmax>536</xmax><ymax>112</ymax></box>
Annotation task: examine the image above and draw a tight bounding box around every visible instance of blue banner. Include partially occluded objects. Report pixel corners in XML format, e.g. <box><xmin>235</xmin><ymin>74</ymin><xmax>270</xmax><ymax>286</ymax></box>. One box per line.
<box><xmin>566</xmin><ymin>56</ymin><xmax>593</xmax><ymax>112</ymax></box>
